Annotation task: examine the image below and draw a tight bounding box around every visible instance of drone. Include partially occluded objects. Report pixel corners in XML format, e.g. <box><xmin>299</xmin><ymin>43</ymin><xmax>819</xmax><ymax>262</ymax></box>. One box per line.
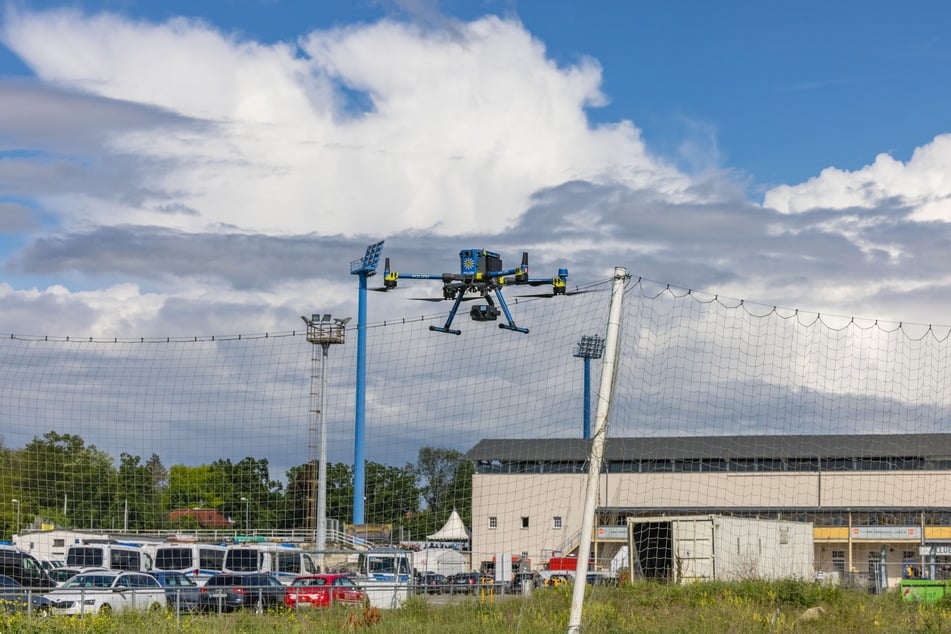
<box><xmin>372</xmin><ymin>248</ymin><xmax>577</xmax><ymax>335</ymax></box>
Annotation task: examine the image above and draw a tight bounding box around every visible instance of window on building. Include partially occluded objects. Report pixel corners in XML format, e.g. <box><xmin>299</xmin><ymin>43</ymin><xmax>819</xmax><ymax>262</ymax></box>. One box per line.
<box><xmin>553</xmin><ymin>516</ymin><xmax>563</xmax><ymax>529</ymax></box>
<box><xmin>53</xmin><ymin>539</ymin><xmax>65</xmax><ymax>548</ymax></box>
<box><xmin>521</xmin><ymin>516</ymin><xmax>529</xmax><ymax>529</ymax></box>
<box><xmin>831</xmin><ymin>550</ymin><xmax>845</xmax><ymax>575</ymax></box>
<box><xmin>488</xmin><ymin>516</ymin><xmax>497</xmax><ymax>530</ymax></box>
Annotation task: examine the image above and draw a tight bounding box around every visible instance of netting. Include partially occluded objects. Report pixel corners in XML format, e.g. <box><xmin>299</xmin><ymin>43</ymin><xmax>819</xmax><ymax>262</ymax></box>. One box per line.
<box><xmin>3</xmin><ymin>270</ymin><xmax>951</xmax><ymax>591</ymax></box>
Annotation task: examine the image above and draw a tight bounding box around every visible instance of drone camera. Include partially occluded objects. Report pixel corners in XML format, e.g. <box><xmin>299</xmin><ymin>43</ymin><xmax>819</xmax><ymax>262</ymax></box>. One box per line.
<box><xmin>470</xmin><ymin>304</ymin><xmax>500</xmax><ymax>321</ymax></box>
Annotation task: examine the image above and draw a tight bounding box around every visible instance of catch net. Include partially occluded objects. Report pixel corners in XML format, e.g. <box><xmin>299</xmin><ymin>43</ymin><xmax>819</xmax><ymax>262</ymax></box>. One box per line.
<box><xmin>2</xmin><ymin>270</ymin><xmax>950</xmax><ymax>592</ymax></box>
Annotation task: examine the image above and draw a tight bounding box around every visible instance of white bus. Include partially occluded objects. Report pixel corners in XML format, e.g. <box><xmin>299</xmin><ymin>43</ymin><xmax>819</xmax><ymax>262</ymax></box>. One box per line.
<box><xmin>221</xmin><ymin>543</ymin><xmax>318</xmax><ymax>584</ymax></box>
<box><xmin>65</xmin><ymin>543</ymin><xmax>152</xmax><ymax>572</ymax></box>
<box><xmin>151</xmin><ymin>543</ymin><xmax>227</xmax><ymax>586</ymax></box>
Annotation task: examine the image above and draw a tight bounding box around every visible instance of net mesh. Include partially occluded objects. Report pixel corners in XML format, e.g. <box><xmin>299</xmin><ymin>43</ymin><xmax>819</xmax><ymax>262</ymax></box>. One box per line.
<box><xmin>2</xmin><ymin>272</ymin><xmax>950</xmax><ymax>587</ymax></box>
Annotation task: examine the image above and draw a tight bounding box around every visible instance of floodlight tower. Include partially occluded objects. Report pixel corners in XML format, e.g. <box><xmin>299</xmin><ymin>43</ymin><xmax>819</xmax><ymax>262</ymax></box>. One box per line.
<box><xmin>573</xmin><ymin>335</ymin><xmax>605</xmax><ymax>439</ymax></box>
<box><xmin>350</xmin><ymin>241</ymin><xmax>384</xmax><ymax>525</ymax></box>
<box><xmin>303</xmin><ymin>313</ymin><xmax>348</xmax><ymax>567</ymax></box>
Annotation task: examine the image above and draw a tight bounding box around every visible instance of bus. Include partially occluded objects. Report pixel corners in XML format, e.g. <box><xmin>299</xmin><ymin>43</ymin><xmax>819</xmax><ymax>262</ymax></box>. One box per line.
<box><xmin>65</xmin><ymin>543</ymin><xmax>152</xmax><ymax>572</ymax></box>
<box><xmin>152</xmin><ymin>543</ymin><xmax>227</xmax><ymax>586</ymax></box>
<box><xmin>221</xmin><ymin>543</ymin><xmax>318</xmax><ymax>585</ymax></box>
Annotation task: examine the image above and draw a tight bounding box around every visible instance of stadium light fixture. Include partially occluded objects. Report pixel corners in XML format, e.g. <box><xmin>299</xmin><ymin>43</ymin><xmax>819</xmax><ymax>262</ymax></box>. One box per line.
<box><xmin>302</xmin><ymin>312</ymin><xmax>348</xmax><ymax>569</ymax></box>
<box><xmin>573</xmin><ymin>335</ymin><xmax>605</xmax><ymax>439</ymax></box>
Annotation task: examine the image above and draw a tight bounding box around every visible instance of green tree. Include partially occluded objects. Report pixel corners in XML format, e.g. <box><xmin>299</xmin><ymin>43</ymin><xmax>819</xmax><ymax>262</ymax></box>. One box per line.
<box><xmin>411</xmin><ymin>446</ymin><xmax>474</xmax><ymax>528</ymax></box>
<box><xmin>18</xmin><ymin>431</ymin><xmax>116</xmax><ymax>529</ymax></box>
<box><xmin>364</xmin><ymin>461</ymin><xmax>420</xmax><ymax>525</ymax></box>
<box><xmin>210</xmin><ymin>457</ymin><xmax>283</xmax><ymax>529</ymax></box>
<box><xmin>415</xmin><ymin>447</ymin><xmax>464</xmax><ymax>514</ymax></box>
<box><xmin>115</xmin><ymin>453</ymin><xmax>164</xmax><ymax>530</ymax></box>
<box><xmin>165</xmin><ymin>464</ymin><xmax>221</xmax><ymax>510</ymax></box>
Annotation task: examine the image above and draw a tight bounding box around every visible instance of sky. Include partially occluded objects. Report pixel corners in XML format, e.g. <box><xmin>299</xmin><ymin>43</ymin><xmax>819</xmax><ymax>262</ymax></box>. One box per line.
<box><xmin>3</xmin><ymin>0</ymin><xmax>951</xmax><ymax>338</ymax></box>
<box><xmin>3</xmin><ymin>1</ymin><xmax>951</xmax><ymax>471</ymax></box>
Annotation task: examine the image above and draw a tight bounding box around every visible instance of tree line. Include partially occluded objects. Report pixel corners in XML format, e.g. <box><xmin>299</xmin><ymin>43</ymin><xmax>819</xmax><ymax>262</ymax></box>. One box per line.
<box><xmin>1</xmin><ymin>431</ymin><xmax>473</xmax><ymax>542</ymax></box>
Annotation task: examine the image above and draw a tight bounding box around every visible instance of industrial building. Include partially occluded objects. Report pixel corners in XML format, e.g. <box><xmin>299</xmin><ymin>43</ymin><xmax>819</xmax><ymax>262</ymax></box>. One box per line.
<box><xmin>465</xmin><ymin>433</ymin><xmax>951</xmax><ymax>588</ymax></box>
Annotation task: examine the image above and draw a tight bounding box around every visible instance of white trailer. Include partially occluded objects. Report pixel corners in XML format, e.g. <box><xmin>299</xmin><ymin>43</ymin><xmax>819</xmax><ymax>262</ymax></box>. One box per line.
<box><xmin>627</xmin><ymin>514</ymin><xmax>813</xmax><ymax>583</ymax></box>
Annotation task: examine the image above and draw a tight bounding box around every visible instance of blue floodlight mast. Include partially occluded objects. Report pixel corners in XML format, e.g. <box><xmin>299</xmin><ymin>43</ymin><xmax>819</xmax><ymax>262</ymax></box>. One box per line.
<box><xmin>349</xmin><ymin>240</ymin><xmax>384</xmax><ymax>525</ymax></box>
<box><xmin>573</xmin><ymin>335</ymin><xmax>605</xmax><ymax>439</ymax></box>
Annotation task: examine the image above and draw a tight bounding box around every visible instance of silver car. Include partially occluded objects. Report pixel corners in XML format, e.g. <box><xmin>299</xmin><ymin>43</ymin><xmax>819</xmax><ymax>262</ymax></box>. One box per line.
<box><xmin>48</xmin><ymin>571</ymin><xmax>165</xmax><ymax>615</ymax></box>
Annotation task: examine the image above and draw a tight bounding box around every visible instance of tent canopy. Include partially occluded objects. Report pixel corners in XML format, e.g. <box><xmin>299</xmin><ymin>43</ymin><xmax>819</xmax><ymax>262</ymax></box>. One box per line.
<box><xmin>426</xmin><ymin>509</ymin><xmax>471</xmax><ymax>541</ymax></box>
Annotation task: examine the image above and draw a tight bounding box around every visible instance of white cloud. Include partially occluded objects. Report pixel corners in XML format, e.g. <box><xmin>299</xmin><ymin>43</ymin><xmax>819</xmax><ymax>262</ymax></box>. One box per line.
<box><xmin>1</xmin><ymin>9</ymin><xmax>691</xmax><ymax>239</ymax></box>
<box><xmin>764</xmin><ymin>133</ymin><xmax>951</xmax><ymax>221</ymax></box>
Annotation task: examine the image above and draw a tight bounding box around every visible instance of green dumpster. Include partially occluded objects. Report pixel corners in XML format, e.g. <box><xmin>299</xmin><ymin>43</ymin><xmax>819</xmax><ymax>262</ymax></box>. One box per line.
<box><xmin>899</xmin><ymin>579</ymin><xmax>951</xmax><ymax>602</ymax></box>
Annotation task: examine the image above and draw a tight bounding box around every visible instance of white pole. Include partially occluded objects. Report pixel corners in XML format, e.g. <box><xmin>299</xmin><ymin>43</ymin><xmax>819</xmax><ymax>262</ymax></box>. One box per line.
<box><xmin>317</xmin><ymin>343</ymin><xmax>329</xmax><ymax>567</ymax></box>
<box><xmin>567</xmin><ymin>267</ymin><xmax>628</xmax><ymax>634</ymax></box>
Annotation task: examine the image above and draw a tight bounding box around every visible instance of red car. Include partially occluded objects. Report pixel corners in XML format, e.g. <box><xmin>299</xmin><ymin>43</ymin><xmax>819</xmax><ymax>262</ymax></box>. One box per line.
<box><xmin>284</xmin><ymin>574</ymin><xmax>367</xmax><ymax>609</ymax></box>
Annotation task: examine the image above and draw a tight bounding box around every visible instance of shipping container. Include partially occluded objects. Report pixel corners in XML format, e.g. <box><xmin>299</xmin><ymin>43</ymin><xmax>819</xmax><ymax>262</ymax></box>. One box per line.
<box><xmin>627</xmin><ymin>514</ymin><xmax>814</xmax><ymax>583</ymax></box>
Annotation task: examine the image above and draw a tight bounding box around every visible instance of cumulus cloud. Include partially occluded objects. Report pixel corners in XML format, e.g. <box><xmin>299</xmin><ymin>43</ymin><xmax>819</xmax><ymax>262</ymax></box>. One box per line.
<box><xmin>764</xmin><ymin>134</ymin><xmax>951</xmax><ymax>222</ymax></box>
<box><xmin>0</xmin><ymin>8</ymin><xmax>690</xmax><ymax>239</ymax></box>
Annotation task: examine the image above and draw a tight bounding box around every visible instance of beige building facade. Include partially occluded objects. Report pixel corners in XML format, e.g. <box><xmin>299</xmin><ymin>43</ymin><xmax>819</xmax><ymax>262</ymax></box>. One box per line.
<box><xmin>465</xmin><ymin>434</ymin><xmax>951</xmax><ymax>588</ymax></box>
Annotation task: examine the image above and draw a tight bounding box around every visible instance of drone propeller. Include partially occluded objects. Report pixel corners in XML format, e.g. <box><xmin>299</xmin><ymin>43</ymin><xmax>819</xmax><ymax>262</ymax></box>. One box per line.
<box><xmin>516</xmin><ymin>288</ymin><xmax>593</xmax><ymax>299</ymax></box>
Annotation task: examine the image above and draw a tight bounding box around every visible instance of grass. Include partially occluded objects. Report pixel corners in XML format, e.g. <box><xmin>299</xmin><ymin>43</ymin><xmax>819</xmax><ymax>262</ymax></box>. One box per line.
<box><xmin>3</xmin><ymin>580</ymin><xmax>951</xmax><ymax>633</ymax></box>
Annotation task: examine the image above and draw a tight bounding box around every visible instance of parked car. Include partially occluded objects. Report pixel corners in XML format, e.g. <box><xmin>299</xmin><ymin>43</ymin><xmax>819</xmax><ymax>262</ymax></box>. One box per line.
<box><xmin>198</xmin><ymin>573</ymin><xmax>286</xmax><ymax>613</ymax></box>
<box><xmin>511</xmin><ymin>571</ymin><xmax>542</xmax><ymax>592</ymax></box>
<box><xmin>284</xmin><ymin>574</ymin><xmax>367</xmax><ymax>609</ymax></box>
<box><xmin>47</xmin><ymin>571</ymin><xmax>166</xmax><ymax>615</ymax></box>
<box><xmin>417</xmin><ymin>572</ymin><xmax>449</xmax><ymax>594</ymax></box>
<box><xmin>48</xmin><ymin>567</ymin><xmax>108</xmax><ymax>587</ymax></box>
<box><xmin>0</xmin><ymin>574</ymin><xmax>54</xmax><ymax>615</ymax></box>
<box><xmin>450</xmin><ymin>572</ymin><xmax>493</xmax><ymax>594</ymax></box>
<box><xmin>0</xmin><ymin>545</ymin><xmax>55</xmax><ymax>590</ymax></box>
<box><xmin>150</xmin><ymin>570</ymin><xmax>202</xmax><ymax>612</ymax></box>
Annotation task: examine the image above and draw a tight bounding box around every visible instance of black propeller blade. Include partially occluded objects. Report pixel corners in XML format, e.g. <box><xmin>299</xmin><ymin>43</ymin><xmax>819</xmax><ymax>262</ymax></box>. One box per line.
<box><xmin>515</xmin><ymin>289</ymin><xmax>593</xmax><ymax>298</ymax></box>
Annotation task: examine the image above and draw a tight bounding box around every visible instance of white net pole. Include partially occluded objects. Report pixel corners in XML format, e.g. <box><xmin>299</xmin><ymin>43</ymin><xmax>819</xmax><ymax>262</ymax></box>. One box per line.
<box><xmin>567</xmin><ymin>267</ymin><xmax>629</xmax><ymax>633</ymax></box>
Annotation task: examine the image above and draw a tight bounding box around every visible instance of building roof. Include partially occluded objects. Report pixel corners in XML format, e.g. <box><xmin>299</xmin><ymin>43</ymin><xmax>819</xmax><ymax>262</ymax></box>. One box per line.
<box><xmin>168</xmin><ymin>508</ymin><xmax>234</xmax><ymax>528</ymax></box>
<box><xmin>464</xmin><ymin>434</ymin><xmax>951</xmax><ymax>462</ymax></box>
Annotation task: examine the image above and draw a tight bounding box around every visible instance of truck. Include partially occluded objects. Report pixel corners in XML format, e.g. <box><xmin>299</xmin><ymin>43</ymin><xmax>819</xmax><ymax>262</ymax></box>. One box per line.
<box><xmin>627</xmin><ymin>514</ymin><xmax>814</xmax><ymax>583</ymax></box>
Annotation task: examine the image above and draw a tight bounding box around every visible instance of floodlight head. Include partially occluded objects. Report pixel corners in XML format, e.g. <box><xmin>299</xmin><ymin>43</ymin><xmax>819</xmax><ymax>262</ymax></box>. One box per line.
<box><xmin>351</xmin><ymin>240</ymin><xmax>385</xmax><ymax>276</ymax></box>
<box><xmin>322</xmin><ymin>314</ymin><xmax>332</xmax><ymax>322</ymax></box>
<box><xmin>336</xmin><ymin>317</ymin><xmax>353</xmax><ymax>325</ymax></box>
<box><xmin>574</xmin><ymin>334</ymin><xmax>605</xmax><ymax>359</ymax></box>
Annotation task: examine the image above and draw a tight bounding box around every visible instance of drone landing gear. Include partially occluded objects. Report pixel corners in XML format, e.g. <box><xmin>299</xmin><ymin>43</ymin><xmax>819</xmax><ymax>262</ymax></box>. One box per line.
<box><xmin>428</xmin><ymin>288</ymin><xmax>529</xmax><ymax>335</ymax></box>
<box><xmin>429</xmin><ymin>290</ymin><xmax>466</xmax><ymax>335</ymax></box>
<box><xmin>493</xmin><ymin>288</ymin><xmax>529</xmax><ymax>334</ymax></box>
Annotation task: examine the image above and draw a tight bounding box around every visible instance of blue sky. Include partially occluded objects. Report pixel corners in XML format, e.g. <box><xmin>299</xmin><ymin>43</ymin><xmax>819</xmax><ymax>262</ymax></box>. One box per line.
<box><xmin>2</xmin><ymin>0</ymin><xmax>951</xmax><ymax>334</ymax></box>
<box><xmin>5</xmin><ymin>1</ymin><xmax>947</xmax><ymax>190</ymax></box>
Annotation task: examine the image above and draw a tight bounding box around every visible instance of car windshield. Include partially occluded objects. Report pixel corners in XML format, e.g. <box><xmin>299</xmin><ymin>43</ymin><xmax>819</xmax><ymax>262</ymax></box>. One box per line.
<box><xmin>292</xmin><ymin>577</ymin><xmax>328</xmax><ymax>587</ymax></box>
<box><xmin>62</xmin><ymin>574</ymin><xmax>116</xmax><ymax>589</ymax></box>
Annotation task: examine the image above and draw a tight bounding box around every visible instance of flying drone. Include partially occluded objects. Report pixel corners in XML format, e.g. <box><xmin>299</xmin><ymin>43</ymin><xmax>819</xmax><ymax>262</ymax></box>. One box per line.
<box><xmin>372</xmin><ymin>248</ymin><xmax>579</xmax><ymax>335</ymax></box>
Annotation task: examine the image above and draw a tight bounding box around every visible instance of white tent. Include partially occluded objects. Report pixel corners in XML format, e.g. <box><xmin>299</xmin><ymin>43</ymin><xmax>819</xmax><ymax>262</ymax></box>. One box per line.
<box><xmin>426</xmin><ymin>509</ymin><xmax>471</xmax><ymax>541</ymax></box>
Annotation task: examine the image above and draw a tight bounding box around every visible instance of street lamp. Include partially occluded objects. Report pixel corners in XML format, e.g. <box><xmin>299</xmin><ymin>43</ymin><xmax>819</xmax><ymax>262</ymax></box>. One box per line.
<box><xmin>302</xmin><ymin>313</ymin><xmax>349</xmax><ymax>569</ymax></box>
<box><xmin>11</xmin><ymin>499</ymin><xmax>19</xmax><ymax>534</ymax></box>
<box><xmin>573</xmin><ymin>335</ymin><xmax>605</xmax><ymax>439</ymax></box>
<box><xmin>240</xmin><ymin>497</ymin><xmax>249</xmax><ymax>531</ymax></box>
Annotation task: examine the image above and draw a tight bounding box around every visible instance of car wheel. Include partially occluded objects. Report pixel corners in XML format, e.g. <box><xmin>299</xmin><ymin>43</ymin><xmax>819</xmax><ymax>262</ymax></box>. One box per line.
<box><xmin>253</xmin><ymin>597</ymin><xmax>264</xmax><ymax>614</ymax></box>
<box><xmin>99</xmin><ymin>603</ymin><xmax>112</xmax><ymax>615</ymax></box>
<box><xmin>149</xmin><ymin>601</ymin><xmax>164</xmax><ymax>614</ymax></box>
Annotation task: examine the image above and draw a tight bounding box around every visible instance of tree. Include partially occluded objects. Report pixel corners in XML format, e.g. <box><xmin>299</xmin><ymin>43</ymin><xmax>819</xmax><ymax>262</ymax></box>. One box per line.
<box><xmin>414</xmin><ymin>447</ymin><xmax>465</xmax><ymax>515</ymax></box>
<box><xmin>364</xmin><ymin>461</ymin><xmax>420</xmax><ymax>525</ymax></box>
<box><xmin>116</xmin><ymin>453</ymin><xmax>164</xmax><ymax>530</ymax></box>
<box><xmin>18</xmin><ymin>431</ymin><xmax>116</xmax><ymax>529</ymax></box>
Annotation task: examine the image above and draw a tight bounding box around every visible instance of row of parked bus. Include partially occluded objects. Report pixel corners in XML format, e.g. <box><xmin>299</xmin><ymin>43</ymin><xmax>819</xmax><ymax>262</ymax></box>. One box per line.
<box><xmin>59</xmin><ymin>541</ymin><xmax>321</xmax><ymax>586</ymax></box>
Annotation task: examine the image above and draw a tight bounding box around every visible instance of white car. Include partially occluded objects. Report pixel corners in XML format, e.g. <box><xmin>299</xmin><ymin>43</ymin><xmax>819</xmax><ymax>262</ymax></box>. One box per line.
<box><xmin>48</xmin><ymin>571</ymin><xmax>166</xmax><ymax>615</ymax></box>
